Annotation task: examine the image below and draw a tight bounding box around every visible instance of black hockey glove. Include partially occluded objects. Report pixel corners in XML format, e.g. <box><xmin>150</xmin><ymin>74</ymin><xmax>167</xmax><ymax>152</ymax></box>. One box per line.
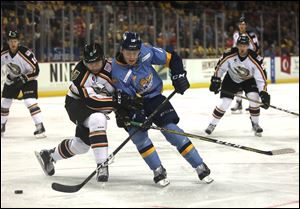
<box><xmin>8</xmin><ymin>74</ymin><xmax>28</xmax><ymax>88</ymax></box>
<box><xmin>114</xmin><ymin>90</ymin><xmax>143</xmax><ymax>111</ymax></box>
<box><xmin>259</xmin><ymin>91</ymin><xmax>270</xmax><ymax>109</ymax></box>
<box><xmin>115</xmin><ymin>108</ymin><xmax>131</xmax><ymax>128</ymax></box>
<box><xmin>171</xmin><ymin>71</ymin><xmax>190</xmax><ymax>95</ymax></box>
<box><xmin>209</xmin><ymin>76</ymin><xmax>221</xmax><ymax>94</ymax></box>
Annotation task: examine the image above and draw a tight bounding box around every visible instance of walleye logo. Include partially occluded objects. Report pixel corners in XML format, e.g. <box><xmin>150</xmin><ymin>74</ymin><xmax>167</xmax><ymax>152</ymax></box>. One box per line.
<box><xmin>138</xmin><ymin>73</ymin><xmax>153</xmax><ymax>94</ymax></box>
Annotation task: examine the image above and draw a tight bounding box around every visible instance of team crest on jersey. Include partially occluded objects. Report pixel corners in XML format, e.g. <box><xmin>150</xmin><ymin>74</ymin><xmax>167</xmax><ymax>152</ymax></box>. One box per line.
<box><xmin>138</xmin><ymin>73</ymin><xmax>153</xmax><ymax>94</ymax></box>
<box><xmin>71</xmin><ymin>69</ymin><xmax>80</xmax><ymax>81</ymax></box>
<box><xmin>233</xmin><ymin>66</ymin><xmax>251</xmax><ymax>79</ymax></box>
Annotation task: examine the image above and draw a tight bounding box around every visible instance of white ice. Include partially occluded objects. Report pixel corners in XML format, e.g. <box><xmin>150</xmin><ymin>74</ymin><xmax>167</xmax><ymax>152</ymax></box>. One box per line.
<box><xmin>1</xmin><ymin>83</ymin><xmax>299</xmax><ymax>208</ymax></box>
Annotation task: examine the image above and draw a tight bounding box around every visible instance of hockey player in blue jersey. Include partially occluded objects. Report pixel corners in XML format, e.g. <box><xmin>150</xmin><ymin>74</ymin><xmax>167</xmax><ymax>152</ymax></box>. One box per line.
<box><xmin>111</xmin><ymin>32</ymin><xmax>213</xmax><ymax>186</ymax></box>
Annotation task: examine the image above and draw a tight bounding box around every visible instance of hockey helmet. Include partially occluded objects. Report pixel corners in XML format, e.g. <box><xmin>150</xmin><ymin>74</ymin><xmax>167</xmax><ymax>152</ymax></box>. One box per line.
<box><xmin>237</xmin><ymin>35</ymin><xmax>249</xmax><ymax>45</ymax></box>
<box><xmin>239</xmin><ymin>16</ymin><xmax>247</xmax><ymax>24</ymax></box>
<box><xmin>121</xmin><ymin>31</ymin><xmax>142</xmax><ymax>50</ymax></box>
<box><xmin>7</xmin><ymin>29</ymin><xmax>19</xmax><ymax>40</ymax></box>
<box><xmin>83</xmin><ymin>43</ymin><xmax>104</xmax><ymax>63</ymax></box>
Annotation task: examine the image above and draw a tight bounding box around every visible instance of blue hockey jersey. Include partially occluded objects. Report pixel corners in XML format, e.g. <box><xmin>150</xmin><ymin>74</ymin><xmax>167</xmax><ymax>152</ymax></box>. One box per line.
<box><xmin>111</xmin><ymin>44</ymin><xmax>171</xmax><ymax>99</ymax></box>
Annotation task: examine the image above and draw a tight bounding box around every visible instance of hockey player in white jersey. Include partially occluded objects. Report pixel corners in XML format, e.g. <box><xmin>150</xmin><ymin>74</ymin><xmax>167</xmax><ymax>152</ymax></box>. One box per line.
<box><xmin>1</xmin><ymin>29</ymin><xmax>46</xmax><ymax>138</ymax></box>
<box><xmin>35</xmin><ymin>43</ymin><xmax>115</xmax><ymax>182</ymax></box>
<box><xmin>205</xmin><ymin>35</ymin><xmax>270</xmax><ymax>137</ymax></box>
<box><xmin>231</xmin><ymin>16</ymin><xmax>261</xmax><ymax>113</ymax></box>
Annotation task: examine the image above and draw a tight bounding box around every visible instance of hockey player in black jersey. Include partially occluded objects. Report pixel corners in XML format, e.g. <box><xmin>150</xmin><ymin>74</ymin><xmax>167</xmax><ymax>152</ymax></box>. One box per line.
<box><xmin>205</xmin><ymin>35</ymin><xmax>270</xmax><ymax>137</ymax></box>
<box><xmin>1</xmin><ymin>29</ymin><xmax>46</xmax><ymax>138</ymax></box>
<box><xmin>231</xmin><ymin>16</ymin><xmax>261</xmax><ymax>113</ymax></box>
<box><xmin>35</xmin><ymin>43</ymin><xmax>115</xmax><ymax>182</ymax></box>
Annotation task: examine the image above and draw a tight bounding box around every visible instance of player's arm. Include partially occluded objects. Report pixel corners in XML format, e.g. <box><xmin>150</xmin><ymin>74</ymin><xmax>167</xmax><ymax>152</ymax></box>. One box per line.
<box><xmin>209</xmin><ymin>49</ymin><xmax>236</xmax><ymax>94</ymax></box>
<box><xmin>249</xmin><ymin>52</ymin><xmax>270</xmax><ymax>109</ymax></box>
<box><xmin>18</xmin><ymin>47</ymin><xmax>39</xmax><ymax>81</ymax></box>
<box><xmin>150</xmin><ymin>46</ymin><xmax>189</xmax><ymax>94</ymax></box>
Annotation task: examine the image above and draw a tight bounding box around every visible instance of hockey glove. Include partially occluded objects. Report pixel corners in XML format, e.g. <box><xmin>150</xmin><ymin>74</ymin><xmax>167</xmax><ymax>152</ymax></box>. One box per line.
<box><xmin>209</xmin><ymin>76</ymin><xmax>221</xmax><ymax>94</ymax></box>
<box><xmin>115</xmin><ymin>108</ymin><xmax>131</xmax><ymax>128</ymax></box>
<box><xmin>259</xmin><ymin>91</ymin><xmax>270</xmax><ymax>109</ymax></box>
<box><xmin>171</xmin><ymin>71</ymin><xmax>190</xmax><ymax>95</ymax></box>
<box><xmin>10</xmin><ymin>74</ymin><xmax>28</xmax><ymax>88</ymax></box>
<box><xmin>114</xmin><ymin>90</ymin><xmax>143</xmax><ymax>111</ymax></box>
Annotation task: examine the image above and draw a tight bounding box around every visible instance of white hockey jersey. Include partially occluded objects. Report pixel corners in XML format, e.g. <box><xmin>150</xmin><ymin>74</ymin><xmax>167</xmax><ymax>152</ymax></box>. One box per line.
<box><xmin>233</xmin><ymin>31</ymin><xmax>259</xmax><ymax>53</ymax></box>
<box><xmin>214</xmin><ymin>47</ymin><xmax>267</xmax><ymax>92</ymax></box>
<box><xmin>67</xmin><ymin>60</ymin><xmax>115</xmax><ymax>113</ymax></box>
<box><xmin>1</xmin><ymin>45</ymin><xmax>39</xmax><ymax>84</ymax></box>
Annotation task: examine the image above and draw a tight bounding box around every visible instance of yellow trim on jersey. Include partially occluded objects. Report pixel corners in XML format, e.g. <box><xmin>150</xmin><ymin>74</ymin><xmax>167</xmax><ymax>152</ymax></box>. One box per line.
<box><xmin>141</xmin><ymin>147</ymin><xmax>155</xmax><ymax>158</ymax></box>
<box><xmin>180</xmin><ymin>144</ymin><xmax>194</xmax><ymax>157</ymax></box>
<box><xmin>165</xmin><ymin>52</ymin><xmax>172</xmax><ymax>68</ymax></box>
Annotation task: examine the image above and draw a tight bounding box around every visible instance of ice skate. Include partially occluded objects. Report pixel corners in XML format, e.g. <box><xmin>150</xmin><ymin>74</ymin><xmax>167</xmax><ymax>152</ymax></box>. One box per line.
<box><xmin>34</xmin><ymin>149</ymin><xmax>55</xmax><ymax>176</ymax></box>
<box><xmin>96</xmin><ymin>165</ymin><xmax>109</xmax><ymax>182</ymax></box>
<box><xmin>250</xmin><ymin>117</ymin><xmax>263</xmax><ymax>137</ymax></box>
<box><xmin>34</xmin><ymin>123</ymin><xmax>46</xmax><ymax>138</ymax></box>
<box><xmin>205</xmin><ymin>124</ymin><xmax>216</xmax><ymax>135</ymax></box>
<box><xmin>153</xmin><ymin>165</ymin><xmax>170</xmax><ymax>187</ymax></box>
<box><xmin>196</xmin><ymin>162</ymin><xmax>214</xmax><ymax>184</ymax></box>
<box><xmin>231</xmin><ymin>100</ymin><xmax>243</xmax><ymax>114</ymax></box>
<box><xmin>1</xmin><ymin>123</ymin><xmax>6</xmax><ymax>137</ymax></box>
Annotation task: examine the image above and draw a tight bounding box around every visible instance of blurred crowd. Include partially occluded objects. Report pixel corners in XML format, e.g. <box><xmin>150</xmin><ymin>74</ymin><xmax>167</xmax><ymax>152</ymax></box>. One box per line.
<box><xmin>1</xmin><ymin>1</ymin><xmax>299</xmax><ymax>61</ymax></box>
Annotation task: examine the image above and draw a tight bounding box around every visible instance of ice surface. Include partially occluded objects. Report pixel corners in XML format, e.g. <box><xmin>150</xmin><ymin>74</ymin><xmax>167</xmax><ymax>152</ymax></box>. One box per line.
<box><xmin>1</xmin><ymin>83</ymin><xmax>299</xmax><ymax>208</ymax></box>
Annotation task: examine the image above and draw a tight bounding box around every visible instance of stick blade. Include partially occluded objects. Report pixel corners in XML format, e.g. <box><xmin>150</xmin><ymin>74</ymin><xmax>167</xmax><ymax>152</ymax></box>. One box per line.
<box><xmin>271</xmin><ymin>148</ymin><xmax>296</xmax><ymax>155</ymax></box>
<box><xmin>51</xmin><ymin>182</ymin><xmax>82</xmax><ymax>193</ymax></box>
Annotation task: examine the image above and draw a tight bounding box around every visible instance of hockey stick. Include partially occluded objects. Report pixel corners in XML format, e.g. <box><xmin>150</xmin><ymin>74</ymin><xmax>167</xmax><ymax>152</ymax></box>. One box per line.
<box><xmin>221</xmin><ymin>90</ymin><xmax>299</xmax><ymax>116</ymax></box>
<box><xmin>130</xmin><ymin>121</ymin><xmax>295</xmax><ymax>156</ymax></box>
<box><xmin>51</xmin><ymin>91</ymin><xmax>177</xmax><ymax>193</ymax></box>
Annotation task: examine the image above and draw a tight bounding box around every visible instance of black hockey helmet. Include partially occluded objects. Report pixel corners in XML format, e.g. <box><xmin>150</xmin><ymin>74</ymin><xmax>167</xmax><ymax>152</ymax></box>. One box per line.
<box><xmin>7</xmin><ymin>29</ymin><xmax>19</xmax><ymax>40</ymax></box>
<box><xmin>83</xmin><ymin>43</ymin><xmax>104</xmax><ymax>63</ymax></box>
<box><xmin>237</xmin><ymin>35</ymin><xmax>249</xmax><ymax>45</ymax></box>
<box><xmin>121</xmin><ymin>31</ymin><xmax>142</xmax><ymax>50</ymax></box>
<box><xmin>239</xmin><ymin>16</ymin><xmax>247</xmax><ymax>24</ymax></box>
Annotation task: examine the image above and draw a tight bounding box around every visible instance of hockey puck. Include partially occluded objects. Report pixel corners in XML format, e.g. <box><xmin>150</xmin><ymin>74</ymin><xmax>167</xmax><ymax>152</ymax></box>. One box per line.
<box><xmin>14</xmin><ymin>190</ymin><xmax>23</xmax><ymax>194</ymax></box>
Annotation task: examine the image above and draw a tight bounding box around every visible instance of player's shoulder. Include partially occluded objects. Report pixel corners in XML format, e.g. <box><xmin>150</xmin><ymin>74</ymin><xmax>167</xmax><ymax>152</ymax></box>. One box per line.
<box><xmin>1</xmin><ymin>45</ymin><xmax>9</xmax><ymax>56</ymax></box>
<box><xmin>71</xmin><ymin>60</ymin><xmax>89</xmax><ymax>83</ymax></box>
<box><xmin>248</xmin><ymin>49</ymin><xmax>263</xmax><ymax>64</ymax></box>
<box><xmin>223</xmin><ymin>47</ymin><xmax>238</xmax><ymax>58</ymax></box>
<box><xmin>18</xmin><ymin>45</ymin><xmax>34</xmax><ymax>56</ymax></box>
<box><xmin>246</xmin><ymin>30</ymin><xmax>257</xmax><ymax>37</ymax></box>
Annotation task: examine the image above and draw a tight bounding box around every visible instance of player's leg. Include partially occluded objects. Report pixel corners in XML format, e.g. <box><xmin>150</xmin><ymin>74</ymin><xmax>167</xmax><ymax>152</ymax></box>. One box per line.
<box><xmin>1</xmin><ymin>83</ymin><xmax>21</xmax><ymax>137</ymax></box>
<box><xmin>144</xmin><ymin>94</ymin><xmax>213</xmax><ymax>183</ymax></box>
<box><xmin>83</xmin><ymin>112</ymin><xmax>110</xmax><ymax>182</ymax></box>
<box><xmin>242</xmin><ymin>78</ymin><xmax>263</xmax><ymax>136</ymax></box>
<box><xmin>22</xmin><ymin>80</ymin><xmax>46</xmax><ymax>138</ymax></box>
<box><xmin>231</xmin><ymin>89</ymin><xmax>243</xmax><ymax>113</ymax></box>
<box><xmin>127</xmin><ymin>126</ymin><xmax>169</xmax><ymax>186</ymax></box>
<box><xmin>205</xmin><ymin>74</ymin><xmax>238</xmax><ymax>135</ymax></box>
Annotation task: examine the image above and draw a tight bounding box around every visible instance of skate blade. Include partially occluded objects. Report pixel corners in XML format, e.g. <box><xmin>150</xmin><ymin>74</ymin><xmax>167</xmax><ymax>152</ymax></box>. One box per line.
<box><xmin>202</xmin><ymin>176</ymin><xmax>214</xmax><ymax>184</ymax></box>
<box><xmin>157</xmin><ymin>178</ymin><xmax>170</xmax><ymax>187</ymax></box>
<box><xmin>35</xmin><ymin>133</ymin><xmax>47</xmax><ymax>139</ymax></box>
<box><xmin>34</xmin><ymin>151</ymin><xmax>50</xmax><ymax>176</ymax></box>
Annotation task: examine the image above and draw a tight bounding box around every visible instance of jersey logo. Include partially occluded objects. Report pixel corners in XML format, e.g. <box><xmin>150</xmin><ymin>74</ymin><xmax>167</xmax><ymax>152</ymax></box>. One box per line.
<box><xmin>71</xmin><ymin>69</ymin><xmax>80</xmax><ymax>81</ymax></box>
<box><xmin>138</xmin><ymin>73</ymin><xmax>153</xmax><ymax>94</ymax></box>
<box><xmin>104</xmin><ymin>63</ymin><xmax>112</xmax><ymax>73</ymax></box>
<box><xmin>7</xmin><ymin>63</ymin><xmax>21</xmax><ymax>76</ymax></box>
<box><xmin>233</xmin><ymin>66</ymin><xmax>251</xmax><ymax>79</ymax></box>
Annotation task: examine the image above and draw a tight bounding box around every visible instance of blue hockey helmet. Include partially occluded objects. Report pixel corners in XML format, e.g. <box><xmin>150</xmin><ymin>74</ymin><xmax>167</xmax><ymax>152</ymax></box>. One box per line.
<box><xmin>121</xmin><ymin>31</ymin><xmax>142</xmax><ymax>50</ymax></box>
